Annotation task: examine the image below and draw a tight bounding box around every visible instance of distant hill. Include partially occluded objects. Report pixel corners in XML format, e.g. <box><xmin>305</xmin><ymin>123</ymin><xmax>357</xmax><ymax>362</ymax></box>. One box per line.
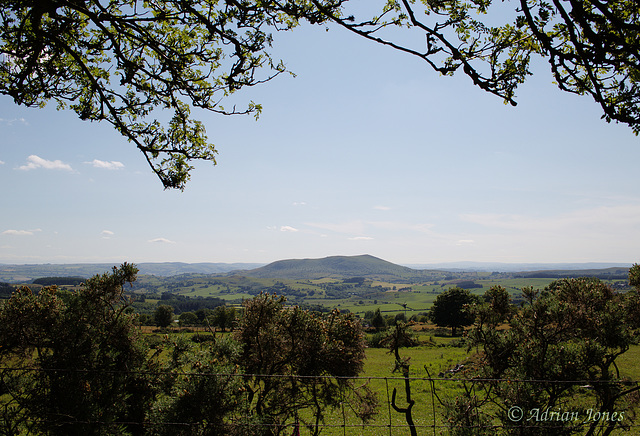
<box><xmin>240</xmin><ymin>255</ymin><xmax>633</xmax><ymax>281</ymax></box>
<box><xmin>405</xmin><ymin>261</ymin><xmax>632</xmax><ymax>272</ymax></box>
<box><xmin>0</xmin><ymin>262</ymin><xmax>264</xmax><ymax>283</ymax></box>
<box><xmin>0</xmin><ymin>257</ymin><xmax>633</xmax><ymax>284</ymax></box>
<box><xmin>516</xmin><ymin>267</ymin><xmax>631</xmax><ymax>280</ymax></box>
<box><xmin>240</xmin><ymin>254</ymin><xmax>437</xmax><ymax>281</ymax></box>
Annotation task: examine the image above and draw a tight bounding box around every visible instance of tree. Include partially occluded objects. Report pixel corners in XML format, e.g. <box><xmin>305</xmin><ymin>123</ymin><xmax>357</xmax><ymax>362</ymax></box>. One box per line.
<box><xmin>234</xmin><ymin>293</ymin><xmax>376</xmax><ymax>435</ymax></box>
<box><xmin>315</xmin><ymin>0</ymin><xmax>640</xmax><ymax>134</ymax></box>
<box><xmin>148</xmin><ymin>293</ymin><xmax>375</xmax><ymax>436</ymax></box>
<box><xmin>3</xmin><ymin>2</ymin><xmax>638</xmax><ymax>192</ymax></box>
<box><xmin>456</xmin><ymin>273</ymin><xmax>640</xmax><ymax>435</ymax></box>
<box><xmin>0</xmin><ymin>0</ymin><xmax>342</xmax><ymax>189</ymax></box>
<box><xmin>381</xmin><ymin>322</ymin><xmax>421</xmax><ymax>436</ymax></box>
<box><xmin>428</xmin><ymin>287</ymin><xmax>477</xmax><ymax>336</ymax></box>
<box><xmin>154</xmin><ymin>304</ymin><xmax>174</xmax><ymax>328</ymax></box>
<box><xmin>211</xmin><ymin>305</ymin><xmax>236</xmax><ymax>332</ymax></box>
<box><xmin>147</xmin><ymin>336</ymin><xmax>250</xmax><ymax>436</ymax></box>
<box><xmin>480</xmin><ymin>285</ymin><xmax>515</xmax><ymax>324</ymax></box>
<box><xmin>0</xmin><ymin>263</ymin><xmax>155</xmax><ymax>436</ymax></box>
<box><xmin>370</xmin><ymin>308</ymin><xmax>386</xmax><ymax>332</ymax></box>
<box><xmin>178</xmin><ymin>311</ymin><xmax>198</xmax><ymax>327</ymax></box>
<box><xmin>630</xmin><ymin>263</ymin><xmax>640</xmax><ymax>288</ymax></box>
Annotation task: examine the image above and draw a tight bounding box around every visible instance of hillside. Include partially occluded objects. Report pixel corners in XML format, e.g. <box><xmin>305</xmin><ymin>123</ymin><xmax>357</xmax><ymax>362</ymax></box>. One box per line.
<box><xmin>240</xmin><ymin>254</ymin><xmax>438</xmax><ymax>281</ymax></box>
<box><xmin>0</xmin><ymin>262</ymin><xmax>264</xmax><ymax>283</ymax></box>
<box><xmin>0</xmin><ymin>256</ymin><xmax>632</xmax><ymax>284</ymax></box>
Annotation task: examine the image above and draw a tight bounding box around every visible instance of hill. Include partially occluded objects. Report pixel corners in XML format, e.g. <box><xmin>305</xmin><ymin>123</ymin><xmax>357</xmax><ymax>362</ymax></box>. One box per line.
<box><xmin>516</xmin><ymin>266</ymin><xmax>631</xmax><ymax>279</ymax></box>
<box><xmin>0</xmin><ymin>257</ymin><xmax>633</xmax><ymax>284</ymax></box>
<box><xmin>240</xmin><ymin>254</ymin><xmax>437</xmax><ymax>281</ymax></box>
<box><xmin>405</xmin><ymin>261</ymin><xmax>632</xmax><ymax>272</ymax></box>
<box><xmin>0</xmin><ymin>262</ymin><xmax>264</xmax><ymax>283</ymax></box>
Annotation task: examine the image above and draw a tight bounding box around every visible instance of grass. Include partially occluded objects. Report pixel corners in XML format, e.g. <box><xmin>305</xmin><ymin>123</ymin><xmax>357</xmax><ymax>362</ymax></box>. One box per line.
<box><xmin>300</xmin><ymin>333</ymin><xmax>640</xmax><ymax>436</ymax></box>
<box><xmin>133</xmin><ymin>275</ymin><xmax>570</xmax><ymax>318</ymax></box>
<box><xmin>288</xmin><ymin>332</ymin><xmax>471</xmax><ymax>436</ymax></box>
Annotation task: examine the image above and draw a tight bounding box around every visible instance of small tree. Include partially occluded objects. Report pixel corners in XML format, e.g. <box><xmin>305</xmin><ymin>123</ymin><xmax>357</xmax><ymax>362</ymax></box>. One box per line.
<box><xmin>234</xmin><ymin>293</ymin><xmax>376</xmax><ymax>435</ymax></box>
<box><xmin>630</xmin><ymin>263</ymin><xmax>640</xmax><ymax>288</ymax></box>
<box><xmin>211</xmin><ymin>305</ymin><xmax>236</xmax><ymax>332</ymax></box>
<box><xmin>480</xmin><ymin>285</ymin><xmax>515</xmax><ymax>324</ymax></box>
<box><xmin>370</xmin><ymin>308</ymin><xmax>386</xmax><ymax>332</ymax></box>
<box><xmin>428</xmin><ymin>287</ymin><xmax>477</xmax><ymax>336</ymax></box>
<box><xmin>0</xmin><ymin>263</ymin><xmax>154</xmax><ymax>436</ymax></box>
<box><xmin>147</xmin><ymin>336</ymin><xmax>248</xmax><ymax>436</ymax></box>
<box><xmin>154</xmin><ymin>305</ymin><xmax>174</xmax><ymax>328</ymax></box>
<box><xmin>178</xmin><ymin>311</ymin><xmax>199</xmax><ymax>327</ymax></box>
<box><xmin>381</xmin><ymin>323</ymin><xmax>421</xmax><ymax>436</ymax></box>
<box><xmin>456</xmin><ymin>274</ymin><xmax>640</xmax><ymax>435</ymax></box>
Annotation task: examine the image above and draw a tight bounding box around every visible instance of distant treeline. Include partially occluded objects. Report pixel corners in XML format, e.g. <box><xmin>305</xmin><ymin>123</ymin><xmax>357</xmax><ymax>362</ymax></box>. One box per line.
<box><xmin>456</xmin><ymin>280</ymin><xmax>483</xmax><ymax>289</ymax></box>
<box><xmin>32</xmin><ymin>277</ymin><xmax>85</xmax><ymax>286</ymax></box>
<box><xmin>0</xmin><ymin>282</ymin><xmax>15</xmax><ymax>297</ymax></box>
<box><xmin>519</xmin><ymin>271</ymin><xmax>629</xmax><ymax>280</ymax></box>
<box><xmin>160</xmin><ymin>292</ymin><xmax>225</xmax><ymax>314</ymax></box>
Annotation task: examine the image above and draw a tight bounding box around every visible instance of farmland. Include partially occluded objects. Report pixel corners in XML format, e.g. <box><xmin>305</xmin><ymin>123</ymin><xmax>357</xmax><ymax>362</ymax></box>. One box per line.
<box><xmin>1</xmin><ymin>257</ymin><xmax>638</xmax><ymax>435</ymax></box>
<box><xmin>125</xmin><ymin>271</ymin><xmax>632</xmax><ymax>320</ymax></box>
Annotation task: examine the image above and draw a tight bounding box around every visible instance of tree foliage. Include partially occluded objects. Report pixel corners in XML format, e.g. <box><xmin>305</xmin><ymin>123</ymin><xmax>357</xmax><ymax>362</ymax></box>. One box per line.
<box><xmin>453</xmin><ymin>273</ymin><xmax>640</xmax><ymax>435</ymax></box>
<box><xmin>235</xmin><ymin>292</ymin><xmax>375</xmax><ymax>435</ymax></box>
<box><xmin>428</xmin><ymin>287</ymin><xmax>477</xmax><ymax>335</ymax></box>
<box><xmin>370</xmin><ymin>307</ymin><xmax>386</xmax><ymax>332</ymax></box>
<box><xmin>2</xmin><ymin>1</ymin><xmax>638</xmax><ymax>190</ymax></box>
<box><xmin>154</xmin><ymin>304</ymin><xmax>174</xmax><ymax>328</ymax></box>
<box><xmin>211</xmin><ymin>304</ymin><xmax>236</xmax><ymax>332</ymax></box>
<box><xmin>0</xmin><ymin>0</ymin><xmax>341</xmax><ymax>189</ymax></box>
<box><xmin>0</xmin><ymin>269</ymin><xmax>374</xmax><ymax>435</ymax></box>
<box><xmin>0</xmin><ymin>263</ymin><xmax>154</xmax><ymax>436</ymax></box>
<box><xmin>147</xmin><ymin>336</ymin><xmax>249</xmax><ymax>436</ymax></box>
<box><xmin>318</xmin><ymin>0</ymin><xmax>640</xmax><ymax>134</ymax></box>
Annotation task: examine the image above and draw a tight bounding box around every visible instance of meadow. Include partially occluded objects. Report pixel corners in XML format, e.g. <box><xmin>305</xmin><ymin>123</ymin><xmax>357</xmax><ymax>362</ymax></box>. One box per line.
<box><xmin>130</xmin><ymin>272</ymin><xmax>630</xmax><ymax>321</ymax></box>
<box><xmin>297</xmin><ymin>330</ymin><xmax>640</xmax><ymax>436</ymax></box>
<box><xmin>148</xmin><ymin>325</ymin><xmax>640</xmax><ymax>436</ymax></box>
<box><xmin>5</xmin><ymin>264</ymin><xmax>637</xmax><ymax>435</ymax></box>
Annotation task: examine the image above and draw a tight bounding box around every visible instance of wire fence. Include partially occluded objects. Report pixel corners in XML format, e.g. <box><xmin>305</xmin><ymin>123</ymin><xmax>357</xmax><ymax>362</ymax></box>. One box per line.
<box><xmin>1</xmin><ymin>367</ymin><xmax>639</xmax><ymax>435</ymax></box>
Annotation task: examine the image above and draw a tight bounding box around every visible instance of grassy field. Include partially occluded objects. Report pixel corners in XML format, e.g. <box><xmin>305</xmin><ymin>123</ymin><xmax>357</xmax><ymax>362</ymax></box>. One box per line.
<box><xmin>131</xmin><ymin>273</ymin><xmax>631</xmax><ymax>322</ymax></box>
<box><xmin>150</xmin><ymin>327</ymin><xmax>639</xmax><ymax>435</ymax></box>
<box><xmin>292</xmin><ymin>330</ymin><xmax>640</xmax><ymax>436</ymax></box>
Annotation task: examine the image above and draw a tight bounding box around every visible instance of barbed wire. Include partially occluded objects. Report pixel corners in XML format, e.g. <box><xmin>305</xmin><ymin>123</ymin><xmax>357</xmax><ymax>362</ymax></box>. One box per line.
<box><xmin>1</xmin><ymin>367</ymin><xmax>638</xmax><ymax>434</ymax></box>
<box><xmin>1</xmin><ymin>366</ymin><xmax>638</xmax><ymax>385</ymax></box>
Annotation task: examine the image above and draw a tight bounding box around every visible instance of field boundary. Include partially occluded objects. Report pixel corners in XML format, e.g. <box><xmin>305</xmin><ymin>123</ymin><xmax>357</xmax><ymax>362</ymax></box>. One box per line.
<box><xmin>2</xmin><ymin>367</ymin><xmax>639</xmax><ymax>435</ymax></box>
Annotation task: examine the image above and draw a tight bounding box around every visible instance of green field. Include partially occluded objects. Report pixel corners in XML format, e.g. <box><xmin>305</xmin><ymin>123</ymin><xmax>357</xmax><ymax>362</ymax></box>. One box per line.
<box><xmin>126</xmin><ymin>273</ymin><xmax>632</xmax><ymax>321</ymax></box>
<box><xmin>142</xmin><ymin>327</ymin><xmax>639</xmax><ymax>435</ymax></box>
<box><xmin>5</xmin><ymin>265</ymin><xmax>637</xmax><ymax>435</ymax></box>
<box><xmin>294</xmin><ymin>332</ymin><xmax>640</xmax><ymax>435</ymax></box>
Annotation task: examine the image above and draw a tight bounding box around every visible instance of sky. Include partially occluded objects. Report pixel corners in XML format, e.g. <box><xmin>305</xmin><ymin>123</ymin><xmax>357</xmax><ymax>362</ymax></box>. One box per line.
<box><xmin>1</xmin><ymin>13</ymin><xmax>639</xmax><ymax>266</ymax></box>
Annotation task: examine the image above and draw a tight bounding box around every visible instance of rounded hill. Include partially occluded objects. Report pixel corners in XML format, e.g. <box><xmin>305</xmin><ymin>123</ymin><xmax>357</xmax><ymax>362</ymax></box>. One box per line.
<box><xmin>241</xmin><ymin>254</ymin><xmax>428</xmax><ymax>281</ymax></box>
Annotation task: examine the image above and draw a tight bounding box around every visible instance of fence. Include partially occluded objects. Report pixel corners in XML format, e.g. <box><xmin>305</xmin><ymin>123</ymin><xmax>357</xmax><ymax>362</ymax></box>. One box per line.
<box><xmin>1</xmin><ymin>367</ymin><xmax>639</xmax><ymax>435</ymax></box>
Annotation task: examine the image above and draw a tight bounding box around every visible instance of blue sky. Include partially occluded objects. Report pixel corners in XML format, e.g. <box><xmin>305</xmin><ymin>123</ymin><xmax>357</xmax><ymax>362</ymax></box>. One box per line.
<box><xmin>1</xmin><ymin>21</ymin><xmax>639</xmax><ymax>266</ymax></box>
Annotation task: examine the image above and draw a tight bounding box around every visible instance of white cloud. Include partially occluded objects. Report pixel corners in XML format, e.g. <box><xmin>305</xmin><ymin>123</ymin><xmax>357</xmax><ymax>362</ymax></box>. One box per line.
<box><xmin>0</xmin><ymin>160</ymin><xmax>5</xmax><ymax>165</ymax></box>
<box><xmin>292</xmin><ymin>202</ymin><xmax>307</xmax><ymax>206</ymax></box>
<box><xmin>17</xmin><ymin>155</ymin><xmax>73</xmax><ymax>171</ymax></box>
<box><xmin>306</xmin><ymin>220</ymin><xmax>366</xmax><ymax>235</ymax></box>
<box><xmin>101</xmin><ymin>230</ymin><xmax>115</xmax><ymax>239</ymax></box>
<box><xmin>148</xmin><ymin>237</ymin><xmax>176</xmax><ymax>244</ymax></box>
<box><xmin>306</xmin><ymin>220</ymin><xmax>434</xmax><ymax>235</ymax></box>
<box><xmin>460</xmin><ymin>204</ymin><xmax>640</xmax><ymax>234</ymax></box>
<box><xmin>373</xmin><ymin>205</ymin><xmax>391</xmax><ymax>211</ymax></box>
<box><xmin>85</xmin><ymin>159</ymin><xmax>125</xmax><ymax>170</ymax></box>
<box><xmin>348</xmin><ymin>236</ymin><xmax>374</xmax><ymax>241</ymax></box>
<box><xmin>2</xmin><ymin>228</ymin><xmax>42</xmax><ymax>236</ymax></box>
<box><xmin>280</xmin><ymin>226</ymin><xmax>299</xmax><ymax>232</ymax></box>
<box><xmin>456</xmin><ymin>239</ymin><xmax>475</xmax><ymax>246</ymax></box>
<box><xmin>0</xmin><ymin>117</ymin><xmax>27</xmax><ymax>126</ymax></box>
